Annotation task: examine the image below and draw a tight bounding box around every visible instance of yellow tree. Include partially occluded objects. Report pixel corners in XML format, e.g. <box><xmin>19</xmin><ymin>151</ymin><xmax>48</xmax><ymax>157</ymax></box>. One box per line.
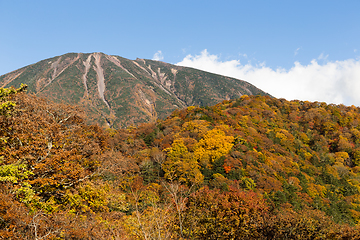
<box><xmin>194</xmin><ymin>128</ymin><xmax>234</xmax><ymax>166</ymax></box>
<box><xmin>162</xmin><ymin>139</ymin><xmax>203</xmax><ymax>185</ymax></box>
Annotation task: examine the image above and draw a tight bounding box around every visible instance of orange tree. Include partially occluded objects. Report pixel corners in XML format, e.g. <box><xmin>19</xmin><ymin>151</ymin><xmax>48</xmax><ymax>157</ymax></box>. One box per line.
<box><xmin>0</xmin><ymin>86</ymin><xmax>107</xmax><ymax>208</ymax></box>
<box><xmin>180</xmin><ymin>186</ymin><xmax>268</xmax><ymax>239</ymax></box>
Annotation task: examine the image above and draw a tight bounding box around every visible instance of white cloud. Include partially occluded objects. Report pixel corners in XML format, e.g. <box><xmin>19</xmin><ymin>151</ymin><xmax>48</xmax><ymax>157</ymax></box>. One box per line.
<box><xmin>318</xmin><ymin>53</ymin><xmax>329</xmax><ymax>61</ymax></box>
<box><xmin>152</xmin><ymin>50</ymin><xmax>164</xmax><ymax>61</ymax></box>
<box><xmin>294</xmin><ymin>47</ymin><xmax>301</xmax><ymax>56</ymax></box>
<box><xmin>239</xmin><ymin>53</ymin><xmax>247</xmax><ymax>58</ymax></box>
<box><xmin>177</xmin><ymin>49</ymin><xmax>360</xmax><ymax>106</ymax></box>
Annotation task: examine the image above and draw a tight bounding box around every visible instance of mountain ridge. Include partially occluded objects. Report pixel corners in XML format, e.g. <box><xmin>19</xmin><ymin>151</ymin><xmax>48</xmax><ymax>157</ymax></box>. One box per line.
<box><xmin>0</xmin><ymin>52</ymin><xmax>270</xmax><ymax>128</ymax></box>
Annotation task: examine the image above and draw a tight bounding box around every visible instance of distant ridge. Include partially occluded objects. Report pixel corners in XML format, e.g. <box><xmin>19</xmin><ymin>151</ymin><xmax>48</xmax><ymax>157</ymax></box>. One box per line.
<box><xmin>0</xmin><ymin>52</ymin><xmax>270</xmax><ymax>128</ymax></box>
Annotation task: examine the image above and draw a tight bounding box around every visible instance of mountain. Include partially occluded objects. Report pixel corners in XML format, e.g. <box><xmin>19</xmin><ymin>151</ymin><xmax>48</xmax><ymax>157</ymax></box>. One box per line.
<box><xmin>0</xmin><ymin>52</ymin><xmax>270</xmax><ymax>128</ymax></box>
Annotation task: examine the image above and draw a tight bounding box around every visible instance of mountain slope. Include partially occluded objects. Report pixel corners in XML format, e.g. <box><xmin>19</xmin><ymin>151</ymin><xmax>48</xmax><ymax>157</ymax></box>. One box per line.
<box><xmin>0</xmin><ymin>52</ymin><xmax>270</xmax><ymax>128</ymax></box>
<box><xmin>119</xmin><ymin>95</ymin><xmax>360</xmax><ymax>227</ymax></box>
<box><xmin>2</xmin><ymin>87</ymin><xmax>360</xmax><ymax>238</ymax></box>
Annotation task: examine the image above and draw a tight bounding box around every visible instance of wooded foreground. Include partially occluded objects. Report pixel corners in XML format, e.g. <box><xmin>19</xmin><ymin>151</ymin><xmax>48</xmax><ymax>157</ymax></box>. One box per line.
<box><xmin>2</xmin><ymin>86</ymin><xmax>360</xmax><ymax>239</ymax></box>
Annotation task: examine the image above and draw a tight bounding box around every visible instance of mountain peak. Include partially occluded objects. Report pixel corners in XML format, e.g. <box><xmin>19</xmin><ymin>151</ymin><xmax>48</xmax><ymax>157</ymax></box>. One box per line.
<box><xmin>0</xmin><ymin>53</ymin><xmax>270</xmax><ymax>128</ymax></box>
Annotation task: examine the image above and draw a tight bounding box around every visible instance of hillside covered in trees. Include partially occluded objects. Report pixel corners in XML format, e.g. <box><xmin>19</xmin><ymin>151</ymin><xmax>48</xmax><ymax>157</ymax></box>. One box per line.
<box><xmin>2</xmin><ymin>86</ymin><xmax>360</xmax><ymax>239</ymax></box>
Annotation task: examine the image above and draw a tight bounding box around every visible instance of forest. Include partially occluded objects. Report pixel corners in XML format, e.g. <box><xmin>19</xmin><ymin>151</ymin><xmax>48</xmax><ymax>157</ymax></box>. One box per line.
<box><xmin>2</xmin><ymin>85</ymin><xmax>360</xmax><ymax>239</ymax></box>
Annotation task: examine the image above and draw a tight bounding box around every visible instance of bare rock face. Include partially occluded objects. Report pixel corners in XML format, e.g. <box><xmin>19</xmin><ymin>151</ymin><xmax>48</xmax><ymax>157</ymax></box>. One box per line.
<box><xmin>0</xmin><ymin>52</ymin><xmax>270</xmax><ymax>128</ymax></box>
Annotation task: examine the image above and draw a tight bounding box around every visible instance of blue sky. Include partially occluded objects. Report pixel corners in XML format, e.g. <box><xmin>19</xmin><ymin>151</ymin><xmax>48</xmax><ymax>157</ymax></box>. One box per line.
<box><xmin>1</xmin><ymin>1</ymin><xmax>360</xmax><ymax>105</ymax></box>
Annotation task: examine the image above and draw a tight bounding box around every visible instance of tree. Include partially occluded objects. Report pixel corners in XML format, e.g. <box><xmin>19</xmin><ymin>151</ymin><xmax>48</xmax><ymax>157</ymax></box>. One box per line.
<box><xmin>181</xmin><ymin>186</ymin><xmax>268</xmax><ymax>239</ymax></box>
<box><xmin>162</xmin><ymin>139</ymin><xmax>203</xmax><ymax>185</ymax></box>
<box><xmin>194</xmin><ymin>128</ymin><xmax>234</xmax><ymax>166</ymax></box>
<box><xmin>0</xmin><ymin>88</ymin><xmax>107</xmax><ymax>210</ymax></box>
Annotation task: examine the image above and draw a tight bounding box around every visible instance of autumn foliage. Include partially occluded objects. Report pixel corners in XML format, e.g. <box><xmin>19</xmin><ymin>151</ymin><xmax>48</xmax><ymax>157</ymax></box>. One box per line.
<box><xmin>3</xmin><ymin>87</ymin><xmax>360</xmax><ymax>238</ymax></box>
